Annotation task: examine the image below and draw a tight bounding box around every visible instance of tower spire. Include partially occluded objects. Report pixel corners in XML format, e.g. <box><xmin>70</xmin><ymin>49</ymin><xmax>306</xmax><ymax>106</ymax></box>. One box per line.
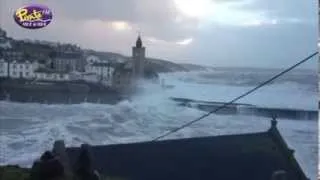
<box><xmin>132</xmin><ymin>30</ymin><xmax>146</xmax><ymax>79</ymax></box>
<box><xmin>136</xmin><ymin>31</ymin><xmax>142</xmax><ymax>48</ymax></box>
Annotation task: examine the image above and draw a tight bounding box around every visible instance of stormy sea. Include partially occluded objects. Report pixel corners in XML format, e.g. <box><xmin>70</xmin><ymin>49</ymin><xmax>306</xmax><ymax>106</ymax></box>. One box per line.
<box><xmin>0</xmin><ymin>67</ymin><xmax>318</xmax><ymax>179</ymax></box>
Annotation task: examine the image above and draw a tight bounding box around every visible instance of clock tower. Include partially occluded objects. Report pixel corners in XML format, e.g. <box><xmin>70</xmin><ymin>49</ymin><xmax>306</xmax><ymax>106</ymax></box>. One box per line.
<box><xmin>132</xmin><ymin>34</ymin><xmax>146</xmax><ymax>78</ymax></box>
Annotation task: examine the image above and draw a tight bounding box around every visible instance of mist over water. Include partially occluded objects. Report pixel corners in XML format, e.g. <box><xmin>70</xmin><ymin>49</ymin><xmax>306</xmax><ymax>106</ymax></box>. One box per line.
<box><xmin>0</xmin><ymin>68</ymin><xmax>317</xmax><ymax>179</ymax></box>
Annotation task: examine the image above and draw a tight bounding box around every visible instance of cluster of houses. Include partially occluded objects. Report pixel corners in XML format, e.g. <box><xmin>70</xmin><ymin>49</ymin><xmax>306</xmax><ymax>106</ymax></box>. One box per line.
<box><xmin>0</xmin><ymin>27</ymin><xmax>154</xmax><ymax>89</ymax></box>
<box><xmin>0</xmin><ymin>49</ymin><xmax>116</xmax><ymax>86</ymax></box>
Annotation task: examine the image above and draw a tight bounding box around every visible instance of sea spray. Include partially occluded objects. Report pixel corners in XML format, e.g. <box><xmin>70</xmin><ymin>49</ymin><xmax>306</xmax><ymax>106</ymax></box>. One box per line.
<box><xmin>0</xmin><ymin>69</ymin><xmax>317</xmax><ymax>178</ymax></box>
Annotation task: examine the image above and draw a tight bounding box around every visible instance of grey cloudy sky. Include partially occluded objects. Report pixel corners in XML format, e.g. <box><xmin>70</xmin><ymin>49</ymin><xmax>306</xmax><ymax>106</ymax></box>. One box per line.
<box><xmin>0</xmin><ymin>0</ymin><xmax>318</xmax><ymax>68</ymax></box>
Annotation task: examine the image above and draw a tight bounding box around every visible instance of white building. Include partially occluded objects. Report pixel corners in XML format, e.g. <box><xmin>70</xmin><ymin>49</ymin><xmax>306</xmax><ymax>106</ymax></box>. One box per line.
<box><xmin>0</xmin><ymin>41</ymin><xmax>11</xmax><ymax>49</ymax></box>
<box><xmin>82</xmin><ymin>72</ymin><xmax>99</xmax><ymax>83</ymax></box>
<box><xmin>85</xmin><ymin>62</ymin><xmax>114</xmax><ymax>86</ymax></box>
<box><xmin>0</xmin><ymin>28</ymin><xmax>11</xmax><ymax>49</ymax></box>
<box><xmin>69</xmin><ymin>71</ymin><xmax>83</xmax><ymax>81</ymax></box>
<box><xmin>0</xmin><ymin>59</ymin><xmax>8</xmax><ymax>77</ymax></box>
<box><xmin>8</xmin><ymin>60</ymin><xmax>39</xmax><ymax>79</ymax></box>
<box><xmin>52</xmin><ymin>52</ymin><xmax>81</xmax><ymax>72</ymax></box>
<box><xmin>86</xmin><ymin>55</ymin><xmax>101</xmax><ymax>64</ymax></box>
<box><xmin>34</xmin><ymin>68</ymin><xmax>70</xmax><ymax>81</ymax></box>
<box><xmin>69</xmin><ymin>71</ymin><xmax>100</xmax><ymax>83</ymax></box>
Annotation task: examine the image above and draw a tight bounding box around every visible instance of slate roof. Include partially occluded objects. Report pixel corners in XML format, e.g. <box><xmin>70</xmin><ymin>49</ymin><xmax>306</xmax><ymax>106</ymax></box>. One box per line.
<box><xmin>62</xmin><ymin>120</ymin><xmax>308</xmax><ymax>180</ymax></box>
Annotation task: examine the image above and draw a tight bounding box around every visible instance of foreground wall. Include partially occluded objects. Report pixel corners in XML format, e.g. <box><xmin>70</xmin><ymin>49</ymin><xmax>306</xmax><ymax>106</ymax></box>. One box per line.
<box><xmin>0</xmin><ymin>78</ymin><xmax>123</xmax><ymax>104</ymax></box>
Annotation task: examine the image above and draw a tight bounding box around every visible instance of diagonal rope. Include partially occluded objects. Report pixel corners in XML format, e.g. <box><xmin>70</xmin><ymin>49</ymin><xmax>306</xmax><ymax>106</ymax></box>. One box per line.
<box><xmin>152</xmin><ymin>51</ymin><xmax>318</xmax><ymax>141</ymax></box>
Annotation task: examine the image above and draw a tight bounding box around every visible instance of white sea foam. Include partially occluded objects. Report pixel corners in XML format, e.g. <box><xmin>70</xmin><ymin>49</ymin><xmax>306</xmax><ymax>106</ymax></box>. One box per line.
<box><xmin>160</xmin><ymin>71</ymin><xmax>317</xmax><ymax>110</ymax></box>
<box><xmin>0</xmin><ymin>69</ymin><xmax>317</xmax><ymax>179</ymax></box>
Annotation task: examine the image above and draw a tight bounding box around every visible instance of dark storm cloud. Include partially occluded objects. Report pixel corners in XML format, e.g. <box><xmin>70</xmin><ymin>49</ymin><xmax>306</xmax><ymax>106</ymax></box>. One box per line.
<box><xmin>254</xmin><ymin>0</ymin><xmax>316</xmax><ymax>18</ymax></box>
<box><xmin>182</xmin><ymin>22</ymin><xmax>317</xmax><ymax>68</ymax></box>
<box><xmin>216</xmin><ymin>0</ymin><xmax>316</xmax><ymax>19</ymax></box>
<box><xmin>0</xmin><ymin>0</ymin><xmax>317</xmax><ymax>68</ymax></box>
<box><xmin>1</xmin><ymin>0</ymin><xmax>198</xmax><ymax>41</ymax></box>
<box><xmin>46</xmin><ymin>0</ymin><xmax>198</xmax><ymax>41</ymax></box>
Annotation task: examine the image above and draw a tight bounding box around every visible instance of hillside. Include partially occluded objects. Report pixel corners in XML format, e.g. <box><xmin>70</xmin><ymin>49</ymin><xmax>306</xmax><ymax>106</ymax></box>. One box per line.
<box><xmin>146</xmin><ymin>57</ymin><xmax>188</xmax><ymax>72</ymax></box>
<box><xmin>86</xmin><ymin>50</ymin><xmax>210</xmax><ymax>73</ymax></box>
<box><xmin>180</xmin><ymin>63</ymin><xmax>214</xmax><ymax>71</ymax></box>
<box><xmin>0</xmin><ymin>31</ymin><xmax>210</xmax><ymax>73</ymax></box>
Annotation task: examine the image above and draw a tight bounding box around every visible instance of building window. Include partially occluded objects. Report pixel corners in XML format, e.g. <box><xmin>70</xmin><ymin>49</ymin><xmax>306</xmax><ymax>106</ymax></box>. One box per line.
<box><xmin>26</xmin><ymin>72</ymin><xmax>29</xmax><ymax>76</ymax></box>
<box><xmin>20</xmin><ymin>64</ymin><xmax>23</xmax><ymax>68</ymax></box>
<box><xmin>13</xmin><ymin>64</ymin><xmax>17</xmax><ymax>69</ymax></box>
<box><xmin>25</xmin><ymin>65</ymin><xmax>29</xmax><ymax>69</ymax></box>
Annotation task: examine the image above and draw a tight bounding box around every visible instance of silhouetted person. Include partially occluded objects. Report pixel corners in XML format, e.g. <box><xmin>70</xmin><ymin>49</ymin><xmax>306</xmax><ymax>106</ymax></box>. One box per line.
<box><xmin>74</xmin><ymin>144</ymin><xmax>100</xmax><ymax>180</ymax></box>
<box><xmin>29</xmin><ymin>151</ymin><xmax>65</xmax><ymax>180</ymax></box>
<box><xmin>52</xmin><ymin>140</ymin><xmax>73</xmax><ymax>179</ymax></box>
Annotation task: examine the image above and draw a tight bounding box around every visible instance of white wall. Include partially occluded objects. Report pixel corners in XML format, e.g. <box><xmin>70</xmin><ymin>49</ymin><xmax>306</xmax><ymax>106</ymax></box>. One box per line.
<box><xmin>85</xmin><ymin>65</ymin><xmax>98</xmax><ymax>74</ymax></box>
<box><xmin>32</xmin><ymin>62</ymin><xmax>39</xmax><ymax>71</ymax></box>
<box><xmin>35</xmin><ymin>72</ymin><xmax>70</xmax><ymax>81</ymax></box>
<box><xmin>83</xmin><ymin>73</ymin><xmax>99</xmax><ymax>83</ymax></box>
<box><xmin>101</xmin><ymin>66</ymin><xmax>114</xmax><ymax>86</ymax></box>
<box><xmin>23</xmin><ymin>61</ymin><xmax>36</xmax><ymax>79</ymax></box>
<box><xmin>86</xmin><ymin>55</ymin><xmax>101</xmax><ymax>64</ymax></box>
<box><xmin>9</xmin><ymin>61</ymin><xmax>22</xmax><ymax>78</ymax></box>
<box><xmin>69</xmin><ymin>71</ymin><xmax>100</xmax><ymax>83</ymax></box>
<box><xmin>0</xmin><ymin>59</ymin><xmax>8</xmax><ymax>77</ymax></box>
<box><xmin>62</xmin><ymin>74</ymin><xmax>70</xmax><ymax>81</ymax></box>
<box><xmin>9</xmin><ymin>61</ymin><xmax>37</xmax><ymax>79</ymax></box>
<box><xmin>84</xmin><ymin>64</ymin><xmax>115</xmax><ymax>87</ymax></box>
<box><xmin>0</xmin><ymin>59</ymin><xmax>72</xmax><ymax>81</ymax></box>
<box><xmin>36</xmin><ymin>73</ymin><xmax>46</xmax><ymax>80</ymax></box>
<box><xmin>108</xmin><ymin>67</ymin><xmax>114</xmax><ymax>78</ymax></box>
<box><xmin>69</xmin><ymin>72</ymin><xmax>82</xmax><ymax>81</ymax></box>
<box><xmin>85</xmin><ymin>65</ymin><xmax>114</xmax><ymax>79</ymax></box>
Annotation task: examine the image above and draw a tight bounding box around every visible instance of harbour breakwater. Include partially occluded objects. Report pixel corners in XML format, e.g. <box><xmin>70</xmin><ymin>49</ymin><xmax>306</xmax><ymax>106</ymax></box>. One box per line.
<box><xmin>171</xmin><ymin>97</ymin><xmax>317</xmax><ymax>120</ymax></box>
<box><xmin>0</xmin><ymin>78</ymin><xmax>124</xmax><ymax>104</ymax></box>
